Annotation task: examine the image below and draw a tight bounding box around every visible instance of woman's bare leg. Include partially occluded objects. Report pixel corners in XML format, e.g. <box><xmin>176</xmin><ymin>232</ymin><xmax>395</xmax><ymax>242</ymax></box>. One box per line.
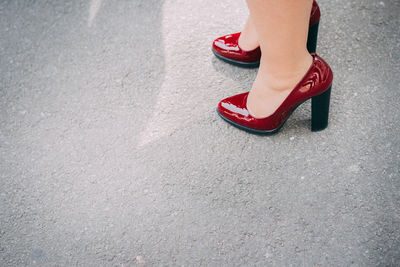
<box><xmin>238</xmin><ymin>16</ymin><xmax>259</xmax><ymax>51</ymax></box>
<box><xmin>246</xmin><ymin>0</ymin><xmax>313</xmax><ymax>118</ymax></box>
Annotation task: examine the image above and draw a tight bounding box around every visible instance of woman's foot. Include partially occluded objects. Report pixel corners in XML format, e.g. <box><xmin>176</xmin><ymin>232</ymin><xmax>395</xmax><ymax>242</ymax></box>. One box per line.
<box><xmin>237</xmin><ymin>16</ymin><xmax>259</xmax><ymax>51</ymax></box>
<box><xmin>246</xmin><ymin>53</ymin><xmax>313</xmax><ymax>118</ymax></box>
<box><xmin>212</xmin><ymin>1</ymin><xmax>320</xmax><ymax>68</ymax></box>
<box><xmin>216</xmin><ymin>53</ymin><xmax>333</xmax><ymax>134</ymax></box>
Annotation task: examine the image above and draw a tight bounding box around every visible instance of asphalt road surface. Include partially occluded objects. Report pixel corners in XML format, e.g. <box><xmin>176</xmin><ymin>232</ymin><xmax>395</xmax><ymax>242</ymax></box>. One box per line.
<box><xmin>1</xmin><ymin>0</ymin><xmax>399</xmax><ymax>266</ymax></box>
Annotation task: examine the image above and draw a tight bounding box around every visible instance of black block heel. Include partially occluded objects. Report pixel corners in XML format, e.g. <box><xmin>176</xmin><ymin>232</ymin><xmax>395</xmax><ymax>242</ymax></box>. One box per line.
<box><xmin>307</xmin><ymin>21</ymin><xmax>319</xmax><ymax>53</ymax></box>
<box><xmin>311</xmin><ymin>85</ymin><xmax>331</xmax><ymax>131</ymax></box>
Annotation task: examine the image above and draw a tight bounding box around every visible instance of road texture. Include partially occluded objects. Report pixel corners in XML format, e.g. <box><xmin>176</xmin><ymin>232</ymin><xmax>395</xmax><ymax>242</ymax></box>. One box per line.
<box><xmin>1</xmin><ymin>0</ymin><xmax>399</xmax><ymax>266</ymax></box>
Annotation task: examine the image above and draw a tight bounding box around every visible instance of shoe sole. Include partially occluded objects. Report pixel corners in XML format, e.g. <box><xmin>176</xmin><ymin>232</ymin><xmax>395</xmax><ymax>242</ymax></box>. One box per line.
<box><xmin>216</xmin><ymin>108</ymin><xmax>289</xmax><ymax>135</ymax></box>
<box><xmin>212</xmin><ymin>49</ymin><xmax>260</xmax><ymax>68</ymax></box>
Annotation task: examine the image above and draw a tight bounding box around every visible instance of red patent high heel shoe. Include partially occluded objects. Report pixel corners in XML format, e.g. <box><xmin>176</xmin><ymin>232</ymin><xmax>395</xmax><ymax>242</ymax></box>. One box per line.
<box><xmin>216</xmin><ymin>53</ymin><xmax>333</xmax><ymax>134</ymax></box>
<box><xmin>212</xmin><ymin>0</ymin><xmax>321</xmax><ymax>68</ymax></box>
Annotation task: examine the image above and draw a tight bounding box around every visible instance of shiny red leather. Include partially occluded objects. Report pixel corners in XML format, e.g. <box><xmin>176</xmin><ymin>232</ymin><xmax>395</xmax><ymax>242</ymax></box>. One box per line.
<box><xmin>212</xmin><ymin>32</ymin><xmax>262</xmax><ymax>63</ymax></box>
<box><xmin>212</xmin><ymin>0</ymin><xmax>320</xmax><ymax>64</ymax></box>
<box><xmin>309</xmin><ymin>0</ymin><xmax>321</xmax><ymax>26</ymax></box>
<box><xmin>217</xmin><ymin>53</ymin><xmax>333</xmax><ymax>131</ymax></box>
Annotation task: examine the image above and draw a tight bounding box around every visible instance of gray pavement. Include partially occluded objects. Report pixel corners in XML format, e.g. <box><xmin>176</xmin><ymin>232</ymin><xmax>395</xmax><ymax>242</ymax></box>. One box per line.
<box><xmin>1</xmin><ymin>0</ymin><xmax>399</xmax><ymax>266</ymax></box>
